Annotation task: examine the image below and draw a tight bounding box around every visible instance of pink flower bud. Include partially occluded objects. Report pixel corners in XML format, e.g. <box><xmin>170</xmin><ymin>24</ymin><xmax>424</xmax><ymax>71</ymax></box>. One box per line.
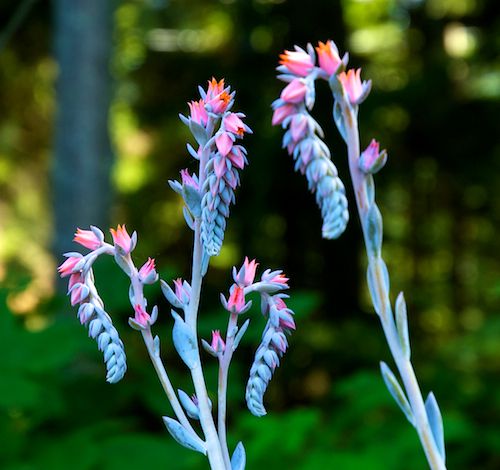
<box><xmin>315</xmin><ymin>40</ymin><xmax>342</xmax><ymax>75</ymax></box>
<box><xmin>269</xmin><ymin>273</ymin><xmax>289</xmax><ymax>287</ymax></box>
<box><xmin>110</xmin><ymin>224</ymin><xmax>133</xmax><ymax>254</ymax></box>
<box><xmin>73</xmin><ymin>228</ymin><xmax>102</xmax><ymax>250</ymax></box>
<box><xmin>70</xmin><ymin>283</ymin><xmax>89</xmax><ymax>306</ymax></box>
<box><xmin>272</xmin><ymin>104</ymin><xmax>296</xmax><ymax>126</ymax></box>
<box><xmin>358</xmin><ymin>139</ymin><xmax>388</xmax><ymax>174</ymax></box>
<box><xmin>58</xmin><ymin>256</ymin><xmax>82</xmax><ymax>278</ymax></box>
<box><xmin>133</xmin><ymin>304</ymin><xmax>151</xmax><ymax>327</ymax></box>
<box><xmin>337</xmin><ymin>69</ymin><xmax>371</xmax><ymax>105</ymax></box>
<box><xmin>211</xmin><ymin>330</ymin><xmax>225</xmax><ymax>353</ymax></box>
<box><xmin>174</xmin><ymin>278</ymin><xmax>191</xmax><ymax>305</ymax></box>
<box><xmin>181</xmin><ymin>169</ymin><xmax>199</xmax><ymax>190</ymax></box>
<box><xmin>227</xmin><ymin>285</ymin><xmax>246</xmax><ymax>314</ymax></box>
<box><xmin>280</xmin><ymin>79</ymin><xmax>307</xmax><ymax>104</ymax></box>
<box><xmin>279</xmin><ymin>48</ymin><xmax>314</xmax><ymax>77</ymax></box>
<box><xmin>138</xmin><ymin>257</ymin><xmax>158</xmax><ymax>284</ymax></box>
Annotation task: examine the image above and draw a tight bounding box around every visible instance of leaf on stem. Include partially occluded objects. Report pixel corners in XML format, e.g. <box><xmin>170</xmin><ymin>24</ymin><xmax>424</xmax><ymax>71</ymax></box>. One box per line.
<box><xmin>231</xmin><ymin>442</ymin><xmax>246</xmax><ymax>470</ymax></box>
<box><xmin>233</xmin><ymin>318</ymin><xmax>250</xmax><ymax>351</ymax></box>
<box><xmin>162</xmin><ymin>416</ymin><xmax>206</xmax><ymax>454</ymax></box>
<box><xmin>178</xmin><ymin>389</ymin><xmax>200</xmax><ymax>420</ymax></box>
<box><xmin>395</xmin><ymin>292</ymin><xmax>410</xmax><ymax>360</ymax></box>
<box><xmin>380</xmin><ymin>361</ymin><xmax>415</xmax><ymax>426</ymax></box>
<box><xmin>365</xmin><ymin>202</ymin><xmax>383</xmax><ymax>258</ymax></box>
<box><xmin>332</xmin><ymin>101</ymin><xmax>347</xmax><ymax>143</ymax></box>
<box><xmin>425</xmin><ymin>392</ymin><xmax>446</xmax><ymax>462</ymax></box>
<box><xmin>172</xmin><ymin>311</ymin><xmax>199</xmax><ymax>369</ymax></box>
<box><xmin>189</xmin><ymin>120</ymin><xmax>208</xmax><ymax>146</ymax></box>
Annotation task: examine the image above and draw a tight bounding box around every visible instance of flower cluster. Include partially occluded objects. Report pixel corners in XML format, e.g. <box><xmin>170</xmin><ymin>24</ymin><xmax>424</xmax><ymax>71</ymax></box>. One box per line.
<box><xmin>58</xmin><ymin>225</ymin><xmax>159</xmax><ymax>382</ymax></box>
<box><xmin>172</xmin><ymin>78</ymin><xmax>252</xmax><ymax>259</ymax></box>
<box><xmin>273</xmin><ymin>41</ymin><xmax>370</xmax><ymax>239</ymax></box>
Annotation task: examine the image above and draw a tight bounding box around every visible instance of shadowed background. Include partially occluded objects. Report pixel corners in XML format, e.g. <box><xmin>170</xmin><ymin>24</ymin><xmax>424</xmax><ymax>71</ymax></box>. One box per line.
<box><xmin>1</xmin><ymin>0</ymin><xmax>499</xmax><ymax>468</ymax></box>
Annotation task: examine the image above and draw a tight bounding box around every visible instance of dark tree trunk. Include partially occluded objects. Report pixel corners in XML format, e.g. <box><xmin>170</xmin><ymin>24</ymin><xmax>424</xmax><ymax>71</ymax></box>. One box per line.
<box><xmin>52</xmin><ymin>0</ymin><xmax>114</xmax><ymax>265</ymax></box>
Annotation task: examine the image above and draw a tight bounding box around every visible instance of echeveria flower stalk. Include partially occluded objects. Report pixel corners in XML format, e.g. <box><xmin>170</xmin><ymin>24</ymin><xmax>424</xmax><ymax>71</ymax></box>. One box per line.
<box><xmin>274</xmin><ymin>39</ymin><xmax>446</xmax><ymax>470</ymax></box>
<box><xmin>60</xmin><ymin>79</ymin><xmax>295</xmax><ymax>470</ymax></box>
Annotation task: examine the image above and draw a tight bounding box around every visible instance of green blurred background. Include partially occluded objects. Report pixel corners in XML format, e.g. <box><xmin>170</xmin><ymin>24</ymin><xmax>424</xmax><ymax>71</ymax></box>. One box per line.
<box><xmin>1</xmin><ymin>0</ymin><xmax>499</xmax><ymax>468</ymax></box>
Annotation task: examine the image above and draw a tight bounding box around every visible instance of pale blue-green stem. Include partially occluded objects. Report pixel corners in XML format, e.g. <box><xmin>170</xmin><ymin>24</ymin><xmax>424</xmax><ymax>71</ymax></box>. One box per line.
<box><xmin>338</xmin><ymin>94</ymin><xmax>447</xmax><ymax>470</ymax></box>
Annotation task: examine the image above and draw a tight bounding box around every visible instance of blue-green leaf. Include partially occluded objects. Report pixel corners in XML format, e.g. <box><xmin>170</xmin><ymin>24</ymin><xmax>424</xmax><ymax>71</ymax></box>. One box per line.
<box><xmin>425</xmin><ymin>392</ymin><xmax>446</xmax><ymax>462</ymax></box>
<box><xmin>162</xmin><ymin>417</ymin><xmax>206</xmax><ymax>454</ymax></box>
<box><xmin>380</xmin><ymin>361</ymin><xmax>415</xmax><ymax>426</ymax></box>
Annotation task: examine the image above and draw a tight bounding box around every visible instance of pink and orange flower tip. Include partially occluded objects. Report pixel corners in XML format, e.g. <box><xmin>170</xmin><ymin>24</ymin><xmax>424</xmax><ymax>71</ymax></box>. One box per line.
<box><xmin>338</xmin><ymin>68</ymin><xmax>370</xmax><ymax>105</ymax></box>
<box><xmin>73</xmin><ymin>228</ymin><xmax>101</xmax><ymax>250</ymax></box>
<box><xmin>279</xmin><ymin>48</ymin><xmax>314</xmax><ymax>77</ymax></box>
<box><xmin>223</xmin><ymin>113</ymin><xmax>248</xmax><ymax>137</ymax></box>
<box><xmin>110</xmin><ymin>224</ymin><xmax>132</xmax><ymax>254</ymax></box>
<box><xmin>271</xmin><ymin>273</ymin><xmax>289</xmax><ymax>285</ymax></box>
<box><xmin>315</xmin><ymin>40</ymin><xmax>342</xmax><ymax>76</ymax></box>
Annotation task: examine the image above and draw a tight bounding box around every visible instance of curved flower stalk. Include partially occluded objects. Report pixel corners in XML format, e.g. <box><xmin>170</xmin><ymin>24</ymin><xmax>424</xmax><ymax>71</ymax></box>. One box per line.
<box><xmin>274</xmin><ymin>41</ymin><xmax>446</xmax><ymax>470</ymax></box>
<box><xmin>272</xmin><ymin>43</ymin><xmax>349</xmax><ymax>239</ymax></box>
<box><xmin>197</xmin><ymin>257</ymin><xmax>294</xmax><ymax>468</ymax></box>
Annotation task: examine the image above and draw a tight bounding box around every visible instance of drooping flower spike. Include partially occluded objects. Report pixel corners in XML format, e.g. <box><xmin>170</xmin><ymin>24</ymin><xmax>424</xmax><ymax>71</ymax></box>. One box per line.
<box><xmin>274</xmin><ymin>39</ymin><xmax>446</xmax><ymax>470</ymax></box>
<box><xmin>272</xmin><ymin>40</ymin><xmax>352</xmax><ymax>239</ymax></box>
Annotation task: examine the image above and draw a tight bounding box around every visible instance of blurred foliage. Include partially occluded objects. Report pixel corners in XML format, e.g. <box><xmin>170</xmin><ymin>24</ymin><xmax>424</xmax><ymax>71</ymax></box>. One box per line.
<box><xmin>1</xmin><ymin>0</ymin><xmax>500</xmax><ymax>468</ymax></box>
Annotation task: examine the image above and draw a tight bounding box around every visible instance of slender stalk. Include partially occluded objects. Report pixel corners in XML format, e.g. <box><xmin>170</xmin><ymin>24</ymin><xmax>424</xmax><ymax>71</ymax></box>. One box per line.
<box><xmin>217</xmin><ymin>313</ymin><xmax>239</xmax><ymax>468</ymax></box>
<box><xmin>341</xmin><ymin>102</ymin><xmax>446</xmax><ymax>470</ymax></box>
<box><xmin>140</xmin><ymin>328</ymin><xmax>200</xmax><ymax>437</ymax></box>
<box><xmin>183</xmin><ymin>135</ymin><xmax>227</xmax><ymax>469</ymax></box>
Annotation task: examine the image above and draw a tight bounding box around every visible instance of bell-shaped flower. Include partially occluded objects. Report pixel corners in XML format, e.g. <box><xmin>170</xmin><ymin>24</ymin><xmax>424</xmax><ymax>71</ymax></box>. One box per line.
<box><xmin>205</xmin><ymin>78</ymin><xmax>232</xmax><ymax>114</ymax></box>
<box><xmin>233</xmin><ymin>257</ymin><xmax>259</xmax><ymax>287</ymax></box>
<box><xmin>315</xmin><ymin>40</ymin><xmax>342</xmax><ymax>75</ymax></box>
<box><xmin>138</xmin><ymin>257</ymin><xmax>158</xmax><ymax>284</ymax></box>
<box><xmin>58</xmin><ymin>255</ymin><xmax>83</xmax><ymax>278</ymax></box>
<box><xmin>279</xmin><ymin>47</ymin><xmax>314</xmax><ymax>77</ymax></box>
<box><xmin>110</xmin><ymin>224</ymin><xmax>133</xmax><ymax>255</ymax></box>
<box><xmin>358</xmin><ymin>139</ymin><xmax>388</xmax><ymax>174</ymax></box>
<box><xmin>210</xmin><ymin>330</ymin><xmax>226</xmax><ymax>353</ymax></box>
<box><xmin>227</xmin><ymin>285</ymin><xmax>246</xmax><ymax>314</ymax></box>
<box><xmin>188</xmin><ymin>99</ymin><xmax>208</xmax><ymax>126</ymax></box>
<box><xmin>73</xmin><ymin>228</ymin><xmax>102</xmax><ymax>250</ymax></box>
<box><xmin>215</xmin><ymin>132</ymin><xmax>234</xmax><ymax>157</ymax></box>
<box><xmin>69</xmin><ymin>283</ymin><xmax>89</xmax><ymax>306</ymax></box>
<box><xmin>337</xmin><ymin>68</ymin><xmax>371</xmax><ymax>105</ymax></box>
<box><xmin>280</xmin><ymin>79</ymin><xmax>307</xmax><ymax>104</ymax></box>
<box><xmin>272</xmin><ymin>103</ymin><xmax>296</xmax><ymax>126</ymax></box>
<box><xmin>223</xmin><ymin>113</ymin><xmax>250</xmax><ymax>137</ymax></box>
